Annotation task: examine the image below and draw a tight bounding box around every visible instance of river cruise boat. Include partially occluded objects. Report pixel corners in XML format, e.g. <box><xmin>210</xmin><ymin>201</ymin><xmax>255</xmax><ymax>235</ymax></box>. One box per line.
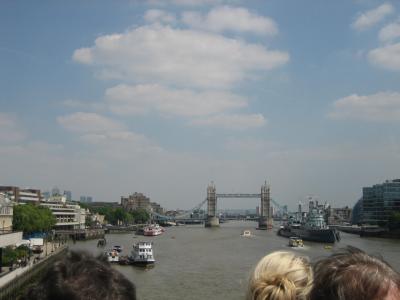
<box><xmin>288</xmin><ymin>237</ymin><xmax>304</xmax><ymax>247</ymax></box>
<box><xmin>105</xmin><ymin>249</ymin><xmax>119</xmax><ymax>263</ymax></box>
<box><xmin>143</xmin><ymin>224</ymin><xmax>164</xmax><ymax>236</ymax></box>
<box><xmin>128</xmin><ymin>241</ymin><xmax>155</xmax><ymax>265</ymax></box>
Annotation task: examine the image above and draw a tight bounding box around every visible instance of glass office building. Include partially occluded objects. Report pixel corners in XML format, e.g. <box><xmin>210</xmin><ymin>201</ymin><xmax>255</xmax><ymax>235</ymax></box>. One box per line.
<box><xmin>362</xmin><ymin>179</ymin><xmax>400</xmax><ymax>225</ymax></box>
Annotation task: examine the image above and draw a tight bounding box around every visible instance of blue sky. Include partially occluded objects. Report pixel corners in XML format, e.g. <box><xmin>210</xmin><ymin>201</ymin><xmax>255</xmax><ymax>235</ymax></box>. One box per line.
<box><xmin>1</xmin><ymin>0</ymin><xmax>399</xmax><ymax>210</ymax></box>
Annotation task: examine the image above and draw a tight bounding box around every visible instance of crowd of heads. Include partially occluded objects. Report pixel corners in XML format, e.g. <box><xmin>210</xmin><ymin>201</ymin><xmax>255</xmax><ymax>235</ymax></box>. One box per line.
<box><xmin>247</xmin><ymin>246</ymin><xmax>400</xmax><ymax>300</ymax></box>
<box><xmin>22</xmin><ymin>245</ymin><xmax>400</xmax><ymax>300</ymax></box>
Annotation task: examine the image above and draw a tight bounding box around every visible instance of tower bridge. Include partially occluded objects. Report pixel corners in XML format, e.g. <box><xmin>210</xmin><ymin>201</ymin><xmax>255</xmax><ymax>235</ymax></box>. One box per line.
<box><xmin>206</xmin><ymin>181</ymin><xmax>272</xmax><ymax>229</ymax></box>
<box><xmin>151</xmin><ymin>181</ymin><xmax>276</xmax><ymax>229</ymax></box>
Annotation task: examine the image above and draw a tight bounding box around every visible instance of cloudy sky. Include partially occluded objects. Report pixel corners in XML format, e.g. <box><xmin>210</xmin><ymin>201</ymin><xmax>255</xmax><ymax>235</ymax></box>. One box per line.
<box><xmin>1</xmin><ymin>0</ymin><xmax>399</xmax><ymax>210</ymax></box>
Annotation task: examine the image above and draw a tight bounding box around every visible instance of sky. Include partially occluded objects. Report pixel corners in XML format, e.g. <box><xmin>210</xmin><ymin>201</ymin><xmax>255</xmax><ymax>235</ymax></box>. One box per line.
<box><xmin>1</xmin><ymin>0</ymin><xmax>400</xmax><ymax>211</ymax></box>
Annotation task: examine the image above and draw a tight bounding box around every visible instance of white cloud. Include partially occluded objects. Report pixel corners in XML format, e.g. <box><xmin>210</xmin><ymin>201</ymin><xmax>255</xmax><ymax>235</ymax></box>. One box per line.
<box><xmin>57</xmin><ymin>112</ymin><xmax>124</xmax><ymax>133</ymax></box>
<box><xmin>368</xmin><ymin>42</ymin><xmax>400</xmax><ymax>70</ymax></box>
<box><xmin>379</xmin><ymin>20</ymin><xmax>400</xmax><ymax>42</ymax></box>
<box><xmin>144</xmin><ymin>9</ymin><xmax>176</xmax><ymax>24</ymax></box>
<box><xmin>328</xmin><ymin>91</ymin><xmax>400</xmax><ymax>121</ymax></box>
<box><xmin>72</xmin><ymin>25</ymin><xmax>289</xmax><ymax>89</ymax></box>
<box><xmin>352</xmin><ymin>3</ymin><xmax>394</xmax><ymax>31</ymax></box>
<box><xmin>105</xmin><ymin>84</ymin><xmax>247</xmax><ymax>117</ymax></box>
<box><xmin>182</xmin><ymin>6</ymin><xmax>278</xmax><ymax>36</ymax></box>
<box><xmin>57</xmin><ymin>112</ymin><xmax>161</xmax><ymax>157</ymax></box>
<box><xmin>190</xmin><ymin>113</ymin><xmax>266</xmax><ymax>129</ymax></box>
<box><xmin>147</xmin><ymin>0</ymin><xmax>238</xmax><ymax>6</ymax></box>
<box><xmin>0</xmin><ymin>113</ymin><xmax>25</xmax><ymax>143</ymax></box>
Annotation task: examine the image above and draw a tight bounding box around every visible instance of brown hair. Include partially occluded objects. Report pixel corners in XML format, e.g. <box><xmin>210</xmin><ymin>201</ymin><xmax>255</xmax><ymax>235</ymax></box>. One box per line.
<box><xmin>310</xmin><ymin>246</ymin><xmax>400</xmax><ymax>300</ymax></box>
<box><xmin>247</xmin><ymin>251</ymin><xmax>313</xmax><ymax>300</ymax></box>
<box><xmin>21</xmin><ymin>250</ymin><xmax>136</xmax><ymax>300</ymax></box>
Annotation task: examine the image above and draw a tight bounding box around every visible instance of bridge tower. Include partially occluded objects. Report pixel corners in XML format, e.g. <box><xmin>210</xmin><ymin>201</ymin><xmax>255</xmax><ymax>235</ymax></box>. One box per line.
<box><xmin>205</xmin><ymin>182</ymin><xmax>219</xmax><ymax>227</ymax></box>
<box><xmin>258</xmin><ymin>181</ymin><xmax>272</xmax><ymax>229</ymax></box>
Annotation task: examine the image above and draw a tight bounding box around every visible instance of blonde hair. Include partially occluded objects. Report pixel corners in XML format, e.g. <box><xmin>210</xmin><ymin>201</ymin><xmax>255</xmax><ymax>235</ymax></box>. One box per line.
<box><xmin>247</xmin><ymin>251</ymin><xmax>313</xmax><ymax>300</ymax></box>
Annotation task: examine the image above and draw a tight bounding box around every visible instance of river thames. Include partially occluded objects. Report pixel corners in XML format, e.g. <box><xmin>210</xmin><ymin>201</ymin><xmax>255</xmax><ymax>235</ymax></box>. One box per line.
<box><xmin>70</xmin><ymin>221</ymin><xmax>400</xmax><ymax>300</ymax></box>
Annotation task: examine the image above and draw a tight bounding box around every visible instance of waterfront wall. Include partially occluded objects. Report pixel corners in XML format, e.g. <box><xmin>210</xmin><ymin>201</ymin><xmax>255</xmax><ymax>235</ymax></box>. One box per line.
<box><xmin>0</xmin><ymin>246</ymin><xmax>68</xmax><ymax>299</ymax></box>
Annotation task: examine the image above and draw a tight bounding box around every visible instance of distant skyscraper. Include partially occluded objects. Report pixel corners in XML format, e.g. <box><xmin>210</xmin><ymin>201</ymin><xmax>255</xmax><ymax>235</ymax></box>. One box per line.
<box><xmin>86</xmin><ymin>196</ymin><xmax>93</xmax><ymax>203</ymax></box>
<box><xmin>52</xmin><ymin>187</ymin><xmax>60</xmax><ymax>196</ymax></box>
<box><xmin>64</xmin><ymin>190</ymin><xmax>72</xmax><ymax>201</ymax></box>
<box><xmin>80</xmin><ymin>196</ymin><xmax>86</xmax><ymax>203</ymax></box>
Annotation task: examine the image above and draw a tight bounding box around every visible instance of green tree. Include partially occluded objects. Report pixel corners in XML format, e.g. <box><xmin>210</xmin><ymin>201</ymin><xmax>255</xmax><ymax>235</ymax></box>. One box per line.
<box><xmin>13</xmin><ymin>204</ymin><xmax>56</xmax><ymax>234</ymax></box>
<box><xmin>131</xmin><ymin>208</ymin><xmax>150</xmax><ymax>224</ymax></box>
<box><xmin>388</xmin><ymin>211</ymin><xmax>400</xmax><ymax>229</ymax></box>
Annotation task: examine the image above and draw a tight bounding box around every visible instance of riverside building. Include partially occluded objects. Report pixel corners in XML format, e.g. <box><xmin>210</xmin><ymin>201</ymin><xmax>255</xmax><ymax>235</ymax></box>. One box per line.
<box><xmin>0</xmin><ymin>186</ymin><xmax>41</xmax><ymax>203</ymax></box>
<box><xmin>362</xmin><ymin>179</ymin><xmax>400</xmax><ymax>225</ymax></box>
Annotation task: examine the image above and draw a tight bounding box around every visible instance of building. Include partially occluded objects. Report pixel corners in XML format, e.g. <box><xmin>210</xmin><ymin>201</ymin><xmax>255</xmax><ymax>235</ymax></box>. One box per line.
<box><xmin>0</xmin><ymin>186</ymin><xmax>41</xmax><ymax>203</ymax></box>
<box><xmin>52</xmin><ymin>186</ymin><xmax>61</xmax><ymax>196</ymax></box>
<box><xmin>121</xmin><ymin>192</ymin><xmax>151</xmax><ymax>212</ymax></box>
<box><xmin>0</xmin><ymin>193</ymin><xmax>13</xmax><ymax>233</ymax></box>
<box><xmin>150</xmin><ymin>202</ymin><xmax>164</xmax><ymax>214</ymax></box>
<box><xmin>40</xmin><ymin>200</ymin><xmax>87</xmax><ymax>230</ymax></box>
<box><xmin>362</xmin><ymin>179</ymin><xmax>400</xmax><ymax>225</ymax></box>
<box><xmin>64</xmin><ymin>190</ymin><xmax>72</xmax><ymax>201</ymax></box>
<box><xmin>328</xmin><ymin>206</ymin><xmax>352</xmax><ymax>225</ymax></box>
<box><xmin>351</xmin><ymin>198</ymin><xmax>363</xmax><ymax>225</ymax></box>
<box><xmin>80</xmin><ymin>196</ymin><xmax>93</xmax><ymax>203</ymax></box>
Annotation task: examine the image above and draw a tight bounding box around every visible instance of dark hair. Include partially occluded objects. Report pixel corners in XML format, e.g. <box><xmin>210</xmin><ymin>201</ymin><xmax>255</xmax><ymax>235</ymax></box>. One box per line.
<box><xmin>22</xmin><ymin>250</ymin><xmax>136</xmax><ymax>300</ymax></box>
<box><xmin>310</xmin><ymin>246</ymin><xmax>400</xmax><ymax>300</ymax></box>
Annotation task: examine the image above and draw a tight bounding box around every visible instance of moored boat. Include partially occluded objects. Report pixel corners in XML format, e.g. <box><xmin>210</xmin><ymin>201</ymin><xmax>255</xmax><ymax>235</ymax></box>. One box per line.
<box><xmin>112</xmin><ymin>245</ymin><xmax>123</xmax><ymax>253</ymax></box>
<box><xmin>278</xmin><ymin>210</ymin><xmax>340</xmax><ymax>243</ymax></box>
<box><xmin>128</xmin><ymin>241</ymin><xmax>155</xmax><ymax>265</ymax></box>
<box><xmin>105</xmin><ymin>249</ymin><xmax>119</xmax><ymax>263</ymax></box>
<box><xmin>143</xmin><ymin>224</ymin><xmax>164</xmax><ymax>236</ymax></box>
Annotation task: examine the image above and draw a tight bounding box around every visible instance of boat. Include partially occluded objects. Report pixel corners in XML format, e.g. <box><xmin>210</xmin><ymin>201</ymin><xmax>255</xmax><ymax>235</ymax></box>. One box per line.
<box><xmin>241</xmin><ymin>230</ymin><xmax>252</xmax><ymax>237</ymax></box>
<box><xmin>288</xmin><ymin>236</ymin><xmax>304</xmax><ymax>247</ymax></box>
<box><xmin>105</xmin><ymin>249</ymin><xmax>119</xmax><ymax>263</ymax></box>
<box><xmin>278</xmin><ymin>209</ymin><xmax>340</xmax><ymax>243</ymax></box>
<box><xmin>143</xmin><ymin>224</ymin><xmax>164</xmax><ymax>236</ymax></box>
<box><xmin>128</xmin><ymin>241</ymin><xmax>155</xmax><ymax>265</ymax></box>
<box><xmin>112</xmin><ymin>245</ymin><xmax>123</xmax><ymax>253</ymax></box>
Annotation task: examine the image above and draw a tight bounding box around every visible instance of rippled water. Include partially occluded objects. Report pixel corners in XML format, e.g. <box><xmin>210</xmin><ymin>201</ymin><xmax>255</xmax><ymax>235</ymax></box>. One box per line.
<box><xmin>70</xmin><ymin>221</ymin><xmax>400</xmax><ymax>300</ymax></box>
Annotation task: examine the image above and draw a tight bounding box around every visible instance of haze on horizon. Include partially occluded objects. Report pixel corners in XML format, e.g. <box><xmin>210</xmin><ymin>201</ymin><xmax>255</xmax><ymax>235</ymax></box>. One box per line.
<box><xmin>1</xmin><ymin>0</ymin><xmax>399</xmax><ymax>211</ymax></box>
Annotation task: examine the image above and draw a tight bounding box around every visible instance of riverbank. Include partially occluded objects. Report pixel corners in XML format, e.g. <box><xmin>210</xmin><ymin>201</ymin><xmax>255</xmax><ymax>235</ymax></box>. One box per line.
<box><xmin>0</xmin><ymin>243</ymin><xmax>68</xmax><ymax>299</ymax></box>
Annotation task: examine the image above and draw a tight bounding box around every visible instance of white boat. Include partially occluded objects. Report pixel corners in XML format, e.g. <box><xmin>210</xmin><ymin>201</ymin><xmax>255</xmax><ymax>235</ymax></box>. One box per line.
<box><xmin>143</xmin><ymin>224</ymin><xmax>164</xmax><ymax>236</ymax></box>
<box><xmin>129</xmin><ymin>241</ymin><xmax>155</xmax><ymax>265</ymax></box>
<box><xmin>241</xmin><ymin>230</ymin><xmax>252</xmax><ymax>237</ymax></box>
<box><xmin>105</xmin><ymin>249</ymin><xmax>119</xmax><ymax>263</ymax></box>
<box><xmin>112</xmin><ymin>245</ymin><xmax>123</xmax><ymax>252</ymax></box>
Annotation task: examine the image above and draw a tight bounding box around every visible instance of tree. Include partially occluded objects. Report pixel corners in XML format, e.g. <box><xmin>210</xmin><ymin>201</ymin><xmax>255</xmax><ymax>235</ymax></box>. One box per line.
<box><xmin>13</xmin><ymin>204</ymin><xmax>56</xmax><ymax>234</ymax></box>
<box><xmin>131</xmin><ymin>209</ymin><xmax>150</xmax><ymax>224</ymax></box>
<box><xmin>388</xmin><ymin>211</ymin><xmax>400</xmax><ymax>229</ymax></box>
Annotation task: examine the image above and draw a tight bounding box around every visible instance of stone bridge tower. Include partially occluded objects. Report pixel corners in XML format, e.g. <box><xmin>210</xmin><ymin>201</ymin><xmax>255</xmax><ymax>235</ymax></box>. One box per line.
<box><xmin>258</xmin><ymin>181</ymin><xmax>272</xmax><ymax>229</ymax></box>
<box><xmin>205</xmin><ymin>182</ymin><xmax>219</xmax><ymax>227</ymax></box>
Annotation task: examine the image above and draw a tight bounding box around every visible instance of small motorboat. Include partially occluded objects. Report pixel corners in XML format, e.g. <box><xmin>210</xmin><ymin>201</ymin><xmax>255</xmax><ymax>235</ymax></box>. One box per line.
<box><xmin>289</xmin><ymin>237</ymin><xmax>304</xmax><ymax>247</ymax></box>
<box><xmin>241</xmin><ymin>230</ymin><xmax>252</xmax><ymax>237</ymax></box>
<box><xmin>112</xmin><ymin>245</ymin><xmax>123</xmax><ymax>253</ymax></box>
<box><xmin>105</xmin><ymin>249</ymin><xmax>119</xmax><ymax>263</ymax></box>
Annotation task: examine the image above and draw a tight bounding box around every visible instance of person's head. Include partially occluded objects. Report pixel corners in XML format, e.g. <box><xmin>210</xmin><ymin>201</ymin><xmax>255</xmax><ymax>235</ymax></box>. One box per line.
<box><xmin>247</xmin><ymin>251</ymin><xmax>313</xmax><ymax>300</ymax></box>
<box><xmin>310</xmin><ymin>246</ymin><xmax>400</xmax><ymax>300</ymax></box>
<box><xmin>22</xmin><ymin>250</ymin><xmax>136</xmax><ymax>300</ymax></box>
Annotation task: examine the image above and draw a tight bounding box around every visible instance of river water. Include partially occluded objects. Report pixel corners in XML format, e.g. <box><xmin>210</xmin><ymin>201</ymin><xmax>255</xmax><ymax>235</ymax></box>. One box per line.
<box><xmin>70</xmin><ymin>221</ymin><xmax>400</xmax><ymax>300</ymax></box>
